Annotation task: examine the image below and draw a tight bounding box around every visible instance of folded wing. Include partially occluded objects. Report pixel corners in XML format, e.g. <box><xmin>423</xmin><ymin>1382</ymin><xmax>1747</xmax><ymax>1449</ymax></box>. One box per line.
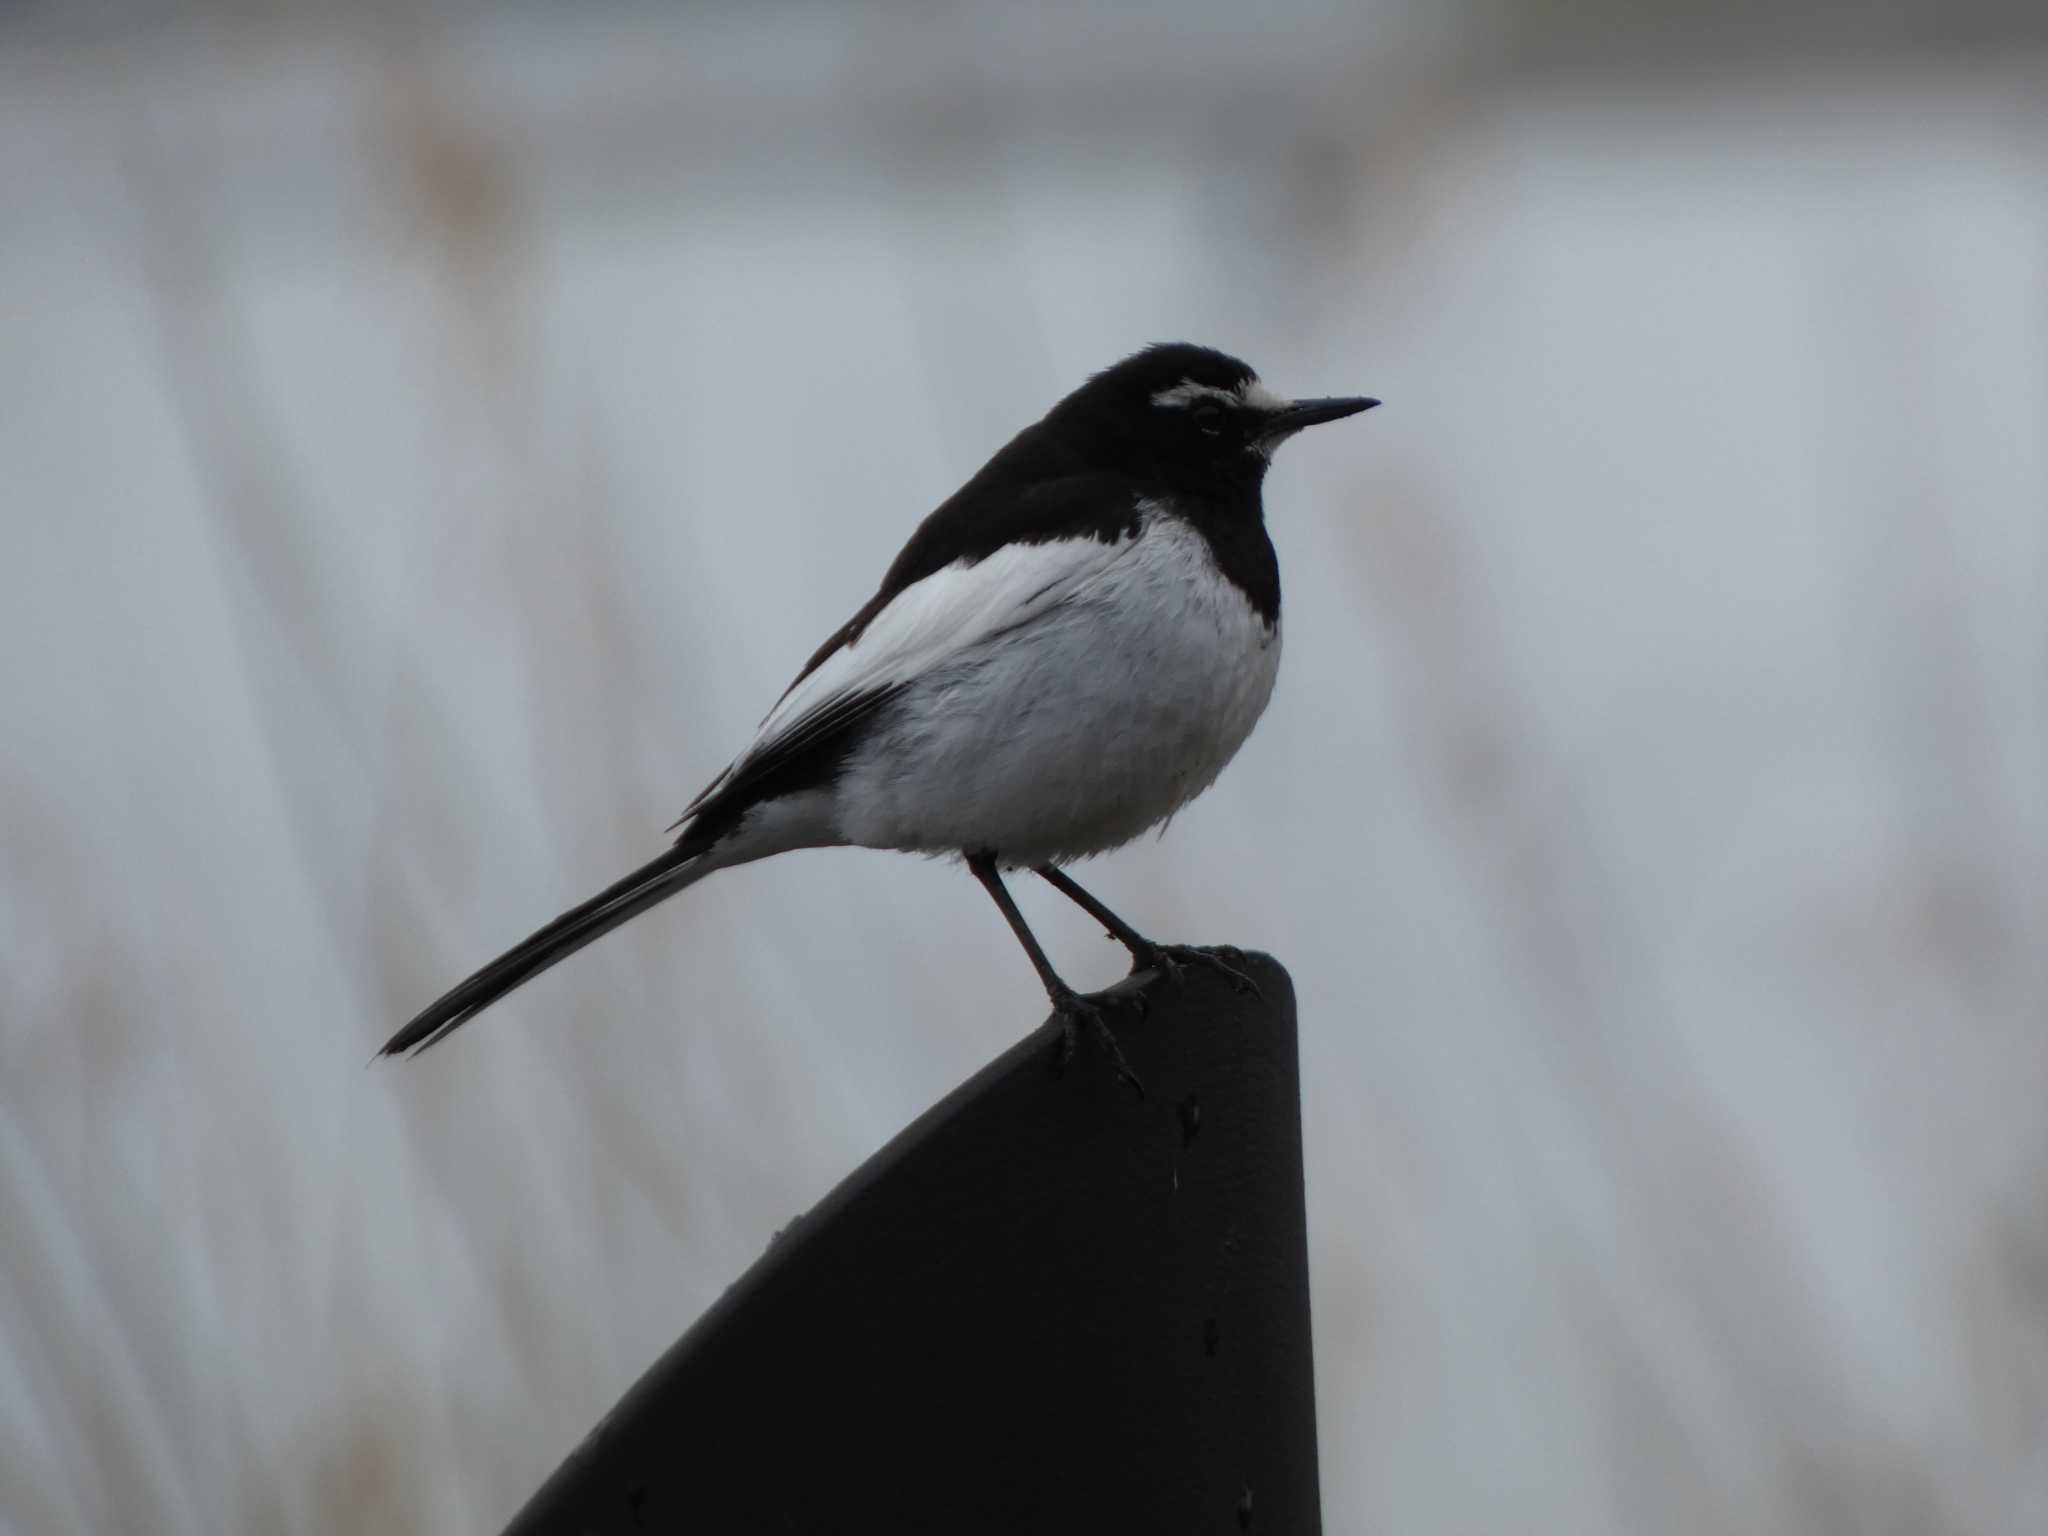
<box><xmin>679</xmin><ymin>517</ymin><xmax>1142</xmax><ymax>838</ymax></box>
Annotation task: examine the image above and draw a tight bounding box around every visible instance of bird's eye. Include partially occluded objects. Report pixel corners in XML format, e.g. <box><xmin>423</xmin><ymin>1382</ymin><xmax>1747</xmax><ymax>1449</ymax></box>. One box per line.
<box><xmin>1191</xmin><ymin>401</ymin><xmax>1226</xmax><ymax>435</ymax></box>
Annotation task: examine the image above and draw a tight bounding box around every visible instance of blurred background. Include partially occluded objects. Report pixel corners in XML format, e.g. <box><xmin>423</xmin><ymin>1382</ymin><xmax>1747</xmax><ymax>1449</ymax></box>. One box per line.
<box><xmin>3</xmin><ymin>2</ymin><xmax>2044</xmax><ymax>1531</ymax></box>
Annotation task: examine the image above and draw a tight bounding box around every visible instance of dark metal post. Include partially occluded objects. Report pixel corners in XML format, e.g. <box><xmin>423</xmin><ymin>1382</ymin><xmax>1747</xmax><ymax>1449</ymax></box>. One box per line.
<box><xmin>503</xmin><ymin>952</ymin><xmax>1318</xmax><ymax>1534</ymax></box>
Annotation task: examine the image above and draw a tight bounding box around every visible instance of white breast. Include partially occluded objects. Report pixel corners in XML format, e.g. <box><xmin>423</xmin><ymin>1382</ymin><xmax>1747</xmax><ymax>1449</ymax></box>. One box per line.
<box><xmin>833</xmin><ymin>511</ymin><xmax>1281</xmax><ymax>866</ymax></box>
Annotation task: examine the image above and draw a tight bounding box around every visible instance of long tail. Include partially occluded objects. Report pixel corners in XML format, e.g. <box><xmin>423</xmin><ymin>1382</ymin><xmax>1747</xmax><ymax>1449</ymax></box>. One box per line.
<box><xmin>380</xmin><ymin>842</ymin><xmax>717</xmax><ymax>1057</ymax></box>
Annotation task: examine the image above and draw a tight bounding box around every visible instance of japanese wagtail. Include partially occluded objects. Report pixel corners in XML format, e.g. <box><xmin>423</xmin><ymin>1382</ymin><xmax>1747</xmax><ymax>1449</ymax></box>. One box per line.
<box><xmin>382</xmin><ymin>343</ymin><xmax>1376</xmax><ymax>1084</ymax></box>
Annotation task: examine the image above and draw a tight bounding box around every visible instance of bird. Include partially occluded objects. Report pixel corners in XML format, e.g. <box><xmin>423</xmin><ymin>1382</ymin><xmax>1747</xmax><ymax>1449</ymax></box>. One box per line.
<box><xmin>380</xmin><ymin>343</ymin><xmax>1376</xmax><ymax>1085</ymax></box>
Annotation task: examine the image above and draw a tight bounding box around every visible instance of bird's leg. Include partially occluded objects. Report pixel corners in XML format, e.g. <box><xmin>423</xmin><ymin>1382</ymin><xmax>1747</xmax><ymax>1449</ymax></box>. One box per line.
<box><xmin>1032</xmin><ymin>865</ymin><xmax>1260</xmax><ymax>997</ymax></box>
<box><xmin>966</xmin><ymin>852</ymin><xmax>1143</xmax><ymax>1096</ymax></box>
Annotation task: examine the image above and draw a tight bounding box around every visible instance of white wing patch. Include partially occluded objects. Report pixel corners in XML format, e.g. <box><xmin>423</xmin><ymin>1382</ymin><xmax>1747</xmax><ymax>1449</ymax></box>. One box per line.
<box><xmin>693</xmin><ymin>531</ymin><xmax>1141</xmax><ymax>812</ymax></box>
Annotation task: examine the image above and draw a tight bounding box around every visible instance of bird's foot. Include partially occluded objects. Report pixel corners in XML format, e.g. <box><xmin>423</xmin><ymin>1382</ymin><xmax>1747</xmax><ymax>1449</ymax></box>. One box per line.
<box><xmin>1132</xmin><ymin>943</ymin><xmax>1262</xmax><ymax>998</ymax></box>
<box><xmin>1051</xmin><ymin>986</ymin><xmax>1145</xmax><ymax>1099</ymax></box>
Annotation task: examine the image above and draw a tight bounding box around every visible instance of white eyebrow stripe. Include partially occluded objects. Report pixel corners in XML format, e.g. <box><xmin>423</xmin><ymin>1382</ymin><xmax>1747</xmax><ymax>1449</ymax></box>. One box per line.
<box><xmin>1150</xmin><ymin>376</ymin><xmax>1287</xmax><ymax>412</ymax></box>
<box><xmin>1150</xmin><ymin>380</ymin><xmax>1238</xmax><ymax>409</ymax></box>
<box><xmin>1236</xmin><ymin>378</ymin><xmax>1286</xmax><ymax>412</ymax></box>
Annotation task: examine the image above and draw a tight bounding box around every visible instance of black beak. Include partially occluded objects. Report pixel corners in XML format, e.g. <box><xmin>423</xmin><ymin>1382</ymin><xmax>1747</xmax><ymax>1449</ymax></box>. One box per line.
<box><xmin>1268</xmin><ymin>396</ymin><xmax>1380</xmax><ymax>436</ymax></box>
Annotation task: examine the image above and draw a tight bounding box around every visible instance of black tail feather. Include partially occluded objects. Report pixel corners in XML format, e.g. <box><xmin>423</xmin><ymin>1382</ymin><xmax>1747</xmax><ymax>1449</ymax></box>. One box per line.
<box><xmin>381</xmin><ymin>843</ymin><xmax>708</xmax><ymax>1057</ymax></box>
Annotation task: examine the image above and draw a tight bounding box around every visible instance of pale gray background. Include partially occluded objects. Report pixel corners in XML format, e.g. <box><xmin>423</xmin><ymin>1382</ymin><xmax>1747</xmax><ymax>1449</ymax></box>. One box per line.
<box><xmin>3</xmin><ymin>3</ymin><xmax>2045</xmax><ymax>1532</ymax></box>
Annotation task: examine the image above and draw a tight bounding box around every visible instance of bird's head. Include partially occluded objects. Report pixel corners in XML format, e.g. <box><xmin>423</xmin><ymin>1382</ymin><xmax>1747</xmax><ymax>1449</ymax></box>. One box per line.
<box><xmin>1046</xmin><ymin>342</ymin><xmax>1377</xmax><ymax>494</ymax></box>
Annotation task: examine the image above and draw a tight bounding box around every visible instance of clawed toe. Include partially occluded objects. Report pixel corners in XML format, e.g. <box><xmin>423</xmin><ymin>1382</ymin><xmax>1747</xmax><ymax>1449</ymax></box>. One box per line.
<box><xmin>1054</xmin><ymin>1010</ymin><xmax>1080</xmax><ymax>1070</ymax></box>
<box><xmin>1135</xmin><ymin>943</ymin><xmax>1261</xmax><ymax>998</ymax></box>
<box><xmin>1135</xmin><ymin>946</ymin><xmax>1186</xmax><ymax>987</ymax></box>
<box><xmin>1049</xmin><ymin>988</ymin><xmax>1145</xmax><ymax>1098</ymax></box>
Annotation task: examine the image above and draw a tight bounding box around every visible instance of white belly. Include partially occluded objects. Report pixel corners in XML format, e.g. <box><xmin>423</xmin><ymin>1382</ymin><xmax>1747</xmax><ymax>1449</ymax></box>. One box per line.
<box><xmin>833</xmin><ymin>515</ymin><xmax>1281</xmax><ymax>866</ymax></box>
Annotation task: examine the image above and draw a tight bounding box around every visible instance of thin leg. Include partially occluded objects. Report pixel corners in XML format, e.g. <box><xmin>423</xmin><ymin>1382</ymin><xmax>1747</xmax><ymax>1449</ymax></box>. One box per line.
<box><xmin>1032</xmin><ymin>864</ymin><xmax>1260</xmax><ymax>997</ymax></box>
<box><xmin>1031</xmin><ymin>865</ymin><xmax>1156</xmax><ymax>954</ymax></box>
<box><xmin>966</xmin><ymin>852</ymin><xmax>1142</xmax><ymax>1094</ymax></box>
